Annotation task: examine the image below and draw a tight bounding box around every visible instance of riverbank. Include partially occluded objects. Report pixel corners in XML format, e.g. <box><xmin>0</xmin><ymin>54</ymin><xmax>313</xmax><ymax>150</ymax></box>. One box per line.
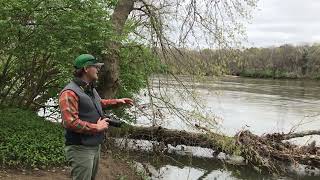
<box><xmin>235</xmin><ymin>70</ymin><xmax>320</xmax><ymax>80</ymax></box>
<box><xmin>0</xmin><ymin>150</ymin><xmax>143</xmax><ymax>180</ymax></box>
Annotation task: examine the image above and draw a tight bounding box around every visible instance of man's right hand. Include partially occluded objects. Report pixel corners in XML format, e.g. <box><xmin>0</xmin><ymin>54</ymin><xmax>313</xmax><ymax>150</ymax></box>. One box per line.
<box><xmin>96</xmin><ymin>118</ymin><xmax>109</xmax><ymax>132</ymax></box>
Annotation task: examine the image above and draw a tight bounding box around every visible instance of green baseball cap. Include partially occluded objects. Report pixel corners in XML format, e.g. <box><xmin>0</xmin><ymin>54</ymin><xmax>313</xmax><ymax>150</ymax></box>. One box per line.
<box><xmin>74</xmin><ymin>54</ymin><xmax>104</xmax><ymax>69</ymax></box>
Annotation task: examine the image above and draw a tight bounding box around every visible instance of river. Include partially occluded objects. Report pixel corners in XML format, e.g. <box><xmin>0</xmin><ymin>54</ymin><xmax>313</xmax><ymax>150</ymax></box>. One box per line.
<box><xmin>130</xmin><ymin>75</ymin><xmax>320</xmax><ymax>180</ymax></box>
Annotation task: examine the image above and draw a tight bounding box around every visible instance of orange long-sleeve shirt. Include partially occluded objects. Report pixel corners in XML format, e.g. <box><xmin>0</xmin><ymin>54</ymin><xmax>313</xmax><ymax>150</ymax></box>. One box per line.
<box><xmin>59</xmin><ymin>90</ymin><xmax>119</xmax><ymax>134</ymax></box>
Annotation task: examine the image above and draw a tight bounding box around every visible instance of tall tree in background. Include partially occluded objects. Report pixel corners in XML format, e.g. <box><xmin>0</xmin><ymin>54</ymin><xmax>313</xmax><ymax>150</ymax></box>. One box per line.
<box><xmin>98</xmin><ymin>0</ymin><xmax>135</xmax><ymax>98</ymax></box>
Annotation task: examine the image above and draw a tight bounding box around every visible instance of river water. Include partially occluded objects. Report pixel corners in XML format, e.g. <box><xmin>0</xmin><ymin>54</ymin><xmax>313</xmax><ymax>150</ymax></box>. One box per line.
<box><xmin>130</xmin><ymin>75</ymin><xmax>320</xmax><ymax>180</ymax></box>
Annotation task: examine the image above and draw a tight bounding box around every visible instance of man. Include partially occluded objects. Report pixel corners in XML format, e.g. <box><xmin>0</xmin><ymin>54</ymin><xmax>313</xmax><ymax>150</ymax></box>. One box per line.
<box><xmin>59</xmin><ymin>54</ymin><xmax>133</xmax><ymax>180</ymax></box>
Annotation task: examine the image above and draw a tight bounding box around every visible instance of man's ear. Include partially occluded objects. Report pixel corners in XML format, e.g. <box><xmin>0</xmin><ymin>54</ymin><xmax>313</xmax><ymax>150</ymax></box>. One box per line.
<box><xmin>83</xmin><ymin>67</ymin><xmax>88</xmax><ymax>73</ymax></box>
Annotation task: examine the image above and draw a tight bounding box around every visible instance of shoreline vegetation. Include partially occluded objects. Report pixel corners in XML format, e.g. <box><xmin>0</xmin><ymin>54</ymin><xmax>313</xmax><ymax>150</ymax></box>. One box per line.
<box><xmin>233</xmin><ymin>70</ymin><xmax>320</xmax><ymax>80</ymax></box>
<box><xmin>233</xmin><ymin>69</ymin><xmax>320</xmax><ymax>80</ymax></box>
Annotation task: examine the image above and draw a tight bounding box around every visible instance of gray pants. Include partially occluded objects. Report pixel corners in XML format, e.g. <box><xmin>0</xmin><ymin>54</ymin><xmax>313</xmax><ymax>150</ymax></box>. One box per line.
<box><xmin>65</xmin><ymin>145</ymin><xmax>101</xmax><ymax>180</ymax></box>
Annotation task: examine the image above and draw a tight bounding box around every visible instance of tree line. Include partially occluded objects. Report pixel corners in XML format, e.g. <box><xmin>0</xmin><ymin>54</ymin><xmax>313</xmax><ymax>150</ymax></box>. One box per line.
<box><xmin>164</xmin><ymin>44</ymin><xmax>320</xmax><ymax>79</ymax></box>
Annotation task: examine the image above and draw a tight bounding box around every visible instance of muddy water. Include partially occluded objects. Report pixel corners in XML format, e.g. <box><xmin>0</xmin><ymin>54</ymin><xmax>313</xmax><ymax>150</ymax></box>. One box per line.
<box><xmin>132</xmin><ymin>76</ymin><xmax>320</xmax><ymax>180</ymax></box>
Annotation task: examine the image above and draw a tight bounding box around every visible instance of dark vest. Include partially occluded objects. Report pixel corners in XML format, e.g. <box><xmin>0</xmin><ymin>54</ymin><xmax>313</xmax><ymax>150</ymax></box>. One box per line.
<box><xmin>61</xmin><ymin>80</ymin><xmax>104</xmax><ymax>146</ymax></box>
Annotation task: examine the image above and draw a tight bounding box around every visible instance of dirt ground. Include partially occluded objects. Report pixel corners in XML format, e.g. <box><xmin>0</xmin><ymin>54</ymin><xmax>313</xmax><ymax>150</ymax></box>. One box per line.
<box><xmin>0</xmin><ymin>152</ymin><xmax>143</xmax><ymax>180</ymax></box>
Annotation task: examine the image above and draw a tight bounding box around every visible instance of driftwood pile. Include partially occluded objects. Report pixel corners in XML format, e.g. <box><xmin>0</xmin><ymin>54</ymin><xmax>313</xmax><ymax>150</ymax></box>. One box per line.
<box><xmin>237</xmin><ymin>130</ymin><xmax>319</xmax><ymax>173</ymax></box>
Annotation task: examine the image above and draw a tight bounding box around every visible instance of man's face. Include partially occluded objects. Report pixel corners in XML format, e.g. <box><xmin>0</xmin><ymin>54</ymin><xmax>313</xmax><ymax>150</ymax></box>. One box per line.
<box><xmin>84</xmin><ymin>65</ymin><xmax>101</xmax><ymax>81</ymax></box>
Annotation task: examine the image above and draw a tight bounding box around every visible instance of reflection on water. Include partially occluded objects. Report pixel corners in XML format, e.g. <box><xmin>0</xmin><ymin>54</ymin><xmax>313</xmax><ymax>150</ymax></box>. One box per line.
<box><xmin>134</xmin><ymin>76</ymin><xmax>320</xmax><ymax>180</ymax></box>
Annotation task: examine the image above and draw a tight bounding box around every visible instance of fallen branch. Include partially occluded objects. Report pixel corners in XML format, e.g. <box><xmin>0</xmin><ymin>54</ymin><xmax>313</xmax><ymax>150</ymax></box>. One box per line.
<box><xmin>108</xmin><ymin>125</ymin><xmax>320</xmax><ymax>174</ymax></box>
<box><xmin>108</xmin><ymin>124</ymin><xmax>237</xmax><ymax>154</ymax></box>
<box><xmin>267</xmin><ymin>130</ymin><xmax>320</xmax><ymax>140</ymax></box>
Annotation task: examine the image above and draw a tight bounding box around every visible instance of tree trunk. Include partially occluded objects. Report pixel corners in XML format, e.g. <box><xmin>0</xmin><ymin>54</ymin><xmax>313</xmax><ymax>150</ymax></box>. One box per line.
<box><xmin>98</xmin><ymin>0</ymin><xmax>134</xmax><ymax>98</ymax></box>
<box><xmin>108</xmin><ymin>125</ymin><xmax>234</xmax><ymax>152</ymax></box>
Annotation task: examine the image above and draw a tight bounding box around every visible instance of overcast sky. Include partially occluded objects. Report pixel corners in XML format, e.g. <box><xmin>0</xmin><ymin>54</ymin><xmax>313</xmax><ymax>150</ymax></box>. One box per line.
<box><xmin>245</xmin><ymin>0</ymin><xmax>320</xmax><ymax>47</ymax></box>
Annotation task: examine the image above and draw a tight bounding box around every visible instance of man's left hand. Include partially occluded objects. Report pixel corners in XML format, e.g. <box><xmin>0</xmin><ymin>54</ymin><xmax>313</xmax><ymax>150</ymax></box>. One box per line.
<box><xmin>117</xmin><ymin>98</ymin><xmax>134</xmax><ymax>106</ymax></box>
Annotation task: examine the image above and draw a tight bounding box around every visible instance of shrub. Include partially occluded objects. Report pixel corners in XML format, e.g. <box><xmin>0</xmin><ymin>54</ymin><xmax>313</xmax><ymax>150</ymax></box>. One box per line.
<box><xmin>0</xmin><ymin>108</ymin><xmax>65</xmax><ymax>168</ymax></box>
